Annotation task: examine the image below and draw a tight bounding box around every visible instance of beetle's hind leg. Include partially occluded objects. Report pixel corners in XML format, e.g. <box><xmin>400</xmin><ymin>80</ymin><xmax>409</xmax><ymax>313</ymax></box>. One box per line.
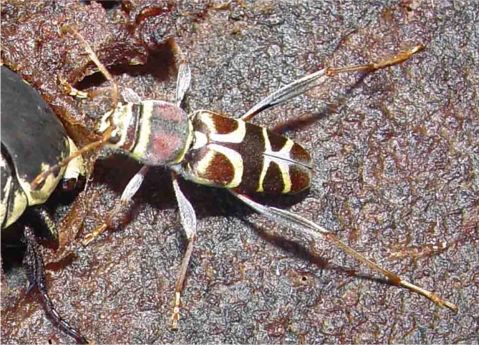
<box><xmin>169</xmin><ymin>172</ymin><xmax>198</xmax><ymax>330</ymax></box>
<box><xmin>22</xmin><ymin>226</ymin><xmax>89</xmax><ymax>344</ymax></box>
<box><xmin>231</xmin><ymin>192</ymin><xmax>457</xmax><ymax>312</ymax></box>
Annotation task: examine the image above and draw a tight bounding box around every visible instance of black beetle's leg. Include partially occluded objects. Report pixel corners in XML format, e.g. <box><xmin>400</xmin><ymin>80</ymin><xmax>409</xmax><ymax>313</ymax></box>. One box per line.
<box><xmin>29</xmin><ymin>207</ymin><xmax>59</xmax><ymax>241</ymax></box>
<box><xmin>241</xmin><ymin>45</ymin><xmax>424</xmax><ymax>121</ymax></box>
<box><xmin>170</xmin><ymin>172</ymin><xmax>197</xmax><ymax>330</ymax></box>
<box><xmin>82</xmin><ymin>165</ymin><xmax>150</xmax><ymax>245</ymax></box>
<box><xmin>22</xmin><ymin>226</ymin><xmax>89</xmax><ymax>344</ymax></box>
<box><xmin>230</xmin><ymin>192</ymin><xmax>458</xmax><ymax>312</ymax></box>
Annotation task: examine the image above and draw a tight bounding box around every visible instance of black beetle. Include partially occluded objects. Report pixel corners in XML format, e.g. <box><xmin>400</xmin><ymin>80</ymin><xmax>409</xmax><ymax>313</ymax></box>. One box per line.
<box><xmin>1</xmin><ymin>66</ymin><xmax>87</xmax><ymax>344</ymax></box>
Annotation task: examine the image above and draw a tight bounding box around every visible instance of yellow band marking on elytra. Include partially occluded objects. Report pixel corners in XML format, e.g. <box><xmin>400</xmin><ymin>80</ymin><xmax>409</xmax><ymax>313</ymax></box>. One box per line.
<box><xmin>256</xmin><ymin>128</ymin><xmax>271</xmax><ymax>192</ymax></box>
<box><xmin>194</xmin><ymin>149</ymin><xmax>217</xmax><ymax>179</ymax></box>
<box><xmin>258</xmin><ymin>129</ymin><xmax>294</xmax><ymax>193</ymax></box>
<box><xmin>278</xmin><ymin>139</ymin><xmax>293</xmax><ymax>193</ymax></box>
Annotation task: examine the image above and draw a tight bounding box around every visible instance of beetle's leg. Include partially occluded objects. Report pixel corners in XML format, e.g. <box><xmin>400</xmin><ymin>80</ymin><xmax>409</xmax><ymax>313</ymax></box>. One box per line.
<box><xmin>29</xmin><ymin>206</ymin><xmax>59</xmax><ymax>241</ymax></box>
<box><xmin>231</xmin><ymin>192</ymin><xmax>458</xmax><ymax>312</ymax></box>
<box><xmin>82</xmin><ymin>165</ymin><xmax>150</xmax><ymax>245</ymax></box>
<box><xmin>172</xmin><ymin>41</ymin><xmax>191</xmax><ymax>107</ymax></box>
<box><xmin>60</xmin><ymin>75</ymin><xmax>121</xmax><ymax>106</ymax></box>
<box><xmin>32</xmin><ymin>25</ymin><xmax>122</xmax><ymax>192</ymax></box>
<box><xmin>170</xmin><ymin>171</ymin><xmax>197</xmax><ymax>330</ymax></box>
<box><xmin>241</xmin><ymin>45</ymin><xmax>424</xmax><ymax>121</ymax></box>
<box><xmin>59</xmin><ymin>77</ymin><xmax>89</xmax><ymax>99</ymax></box>
<box><xmin>121</xmin><ymin>87</ymin><xmax>142</xmax><ymax>104</ymax></box>
<box><xmin>23</xmin><ymin>226</ymin><xmax>89</xmax><ymax>344</ymax></box>
<box><xmin>60</xmin><ymin>25</ymin><xmax>118</xmax><ymax>118</ymax></box>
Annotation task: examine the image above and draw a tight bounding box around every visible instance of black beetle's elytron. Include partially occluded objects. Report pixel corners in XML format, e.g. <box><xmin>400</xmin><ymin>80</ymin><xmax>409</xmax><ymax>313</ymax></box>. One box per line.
<box><xmin>1</xmin><ymin>66</ymin><xmax>88</xmax><ymax>344</ymax></box>
<box><xmin>32</xmin><ymin>28</ymin><xmax>456</xmax><ymax>335</ymax></box>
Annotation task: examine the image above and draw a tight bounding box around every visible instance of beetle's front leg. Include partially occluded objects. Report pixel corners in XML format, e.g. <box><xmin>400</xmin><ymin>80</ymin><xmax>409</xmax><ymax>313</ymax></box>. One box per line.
<box><xmin>82</xmin><ymin>165</ymin><xmax>150</xmax><ymax>245</ymax></box>
<box><xmin>60</xmin><ymin>24</ymin><xmax>119</xmax><ymax>115</ymax></box>
<box><xmin>58</xmin><ymin>76</ymin><xmax>89</xmax><ymax>99</ymax></box>
<box><xmin>171</xmin><ymin>40</ymin><xmax>191</xmax><ymax>107</ymax></box>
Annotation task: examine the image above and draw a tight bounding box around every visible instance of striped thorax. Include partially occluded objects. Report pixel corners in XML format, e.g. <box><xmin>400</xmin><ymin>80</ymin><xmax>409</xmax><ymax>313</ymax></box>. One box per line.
<box><xmin>98</xmin><ymin>100</ymin><xmax>193</xmax><ymax>166</ymax></box>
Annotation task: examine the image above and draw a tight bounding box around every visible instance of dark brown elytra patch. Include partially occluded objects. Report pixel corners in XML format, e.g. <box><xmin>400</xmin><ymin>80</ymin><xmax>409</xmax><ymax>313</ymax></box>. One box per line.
<box><xmin>205</xmin><ymin>152</ymin><xmax>235</xmax><ymax>185</ymax></box>
<box><xmin>290</xmin><ymin>143</ymin><xmax>311</xmax><ymax>166</ymax></box>
<box><xmin>262</xmin><ymin>161</ymin><xmax>285</xmax><ymax>194</ymax></box>
<box><xmin>212</xmin><ymin>114</ymin><xmax>239</xmax><ymax>134</ymax></box>
<box><xmin>289</xmin><ymin>165</ymin><xmax>311</xmax><ymax>193</ymax></box>
<box><xmin>268</xmin><ymin>131</ymin><xmax>289</xmax><ymax>152</ymax></box>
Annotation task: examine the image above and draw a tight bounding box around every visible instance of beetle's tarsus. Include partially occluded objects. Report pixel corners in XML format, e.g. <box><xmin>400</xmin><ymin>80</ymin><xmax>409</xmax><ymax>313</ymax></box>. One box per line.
<box><xmin>400</xmin><ymin>280</ymin><xmax>458</xmax><ymax>312</ymax></box>
<box><xmin>60</xmin><ymin>24</ymin><xmax>119</xmax><ymax>119</ymax></box>
<box><xmin>82</xmin><ymin>223</ymin><xmax>107</xmax><ymax>246</ymax></box>
<box><xmin>325</xmin><ymin>44</ymin><xmax>425</xmax><ymax>76</ymax></box>
<box><xmin>171</xmin><ymin>291</ymin><xmax>181</xmax><ymax>330</ymax></box>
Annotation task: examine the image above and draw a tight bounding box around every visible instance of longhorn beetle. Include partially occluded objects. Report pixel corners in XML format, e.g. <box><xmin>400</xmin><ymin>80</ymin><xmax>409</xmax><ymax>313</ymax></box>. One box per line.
<box><xmin>1</xmin><ymin>66</ymin><xmax>88</xmax><ymax>343</ymax></box>
<box><xmin>32</xmin><ymin>26</ymin><xmax>457</xmax><ymax>334</ymax></box>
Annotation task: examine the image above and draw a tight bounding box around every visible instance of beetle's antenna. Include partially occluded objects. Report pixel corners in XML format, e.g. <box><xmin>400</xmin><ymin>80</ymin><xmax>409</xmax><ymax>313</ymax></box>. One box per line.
<box><xmin>233</xmin><ymin>192</ymin><xmax>458</xmax><ymax>312</ymax></box>
<box><xmin>325</xmin><ymin>44</ymin><xmax>424</xmax><ymax>76</ymax></box>
<box><xmin>60</xmin><ymin>24</ymin><xmax>119</xmax><ymax>124</ymax></box>
<box><xmin>31</xmin><ymin>127</ymin><xmax>114</xmax><ymax>190</ymax></box>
